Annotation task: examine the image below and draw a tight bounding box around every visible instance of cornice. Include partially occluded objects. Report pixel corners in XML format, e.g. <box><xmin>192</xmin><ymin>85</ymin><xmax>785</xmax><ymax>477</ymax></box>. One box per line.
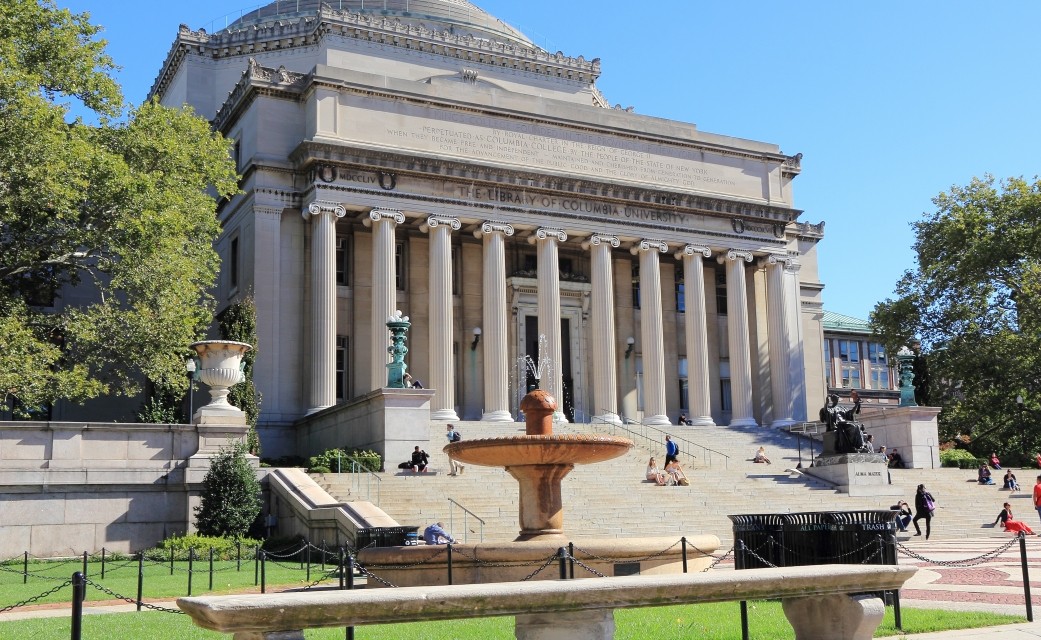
<box><xmin>150</xmin><ymin>8</ymin><xmax>600</xmax><ymax>104</ymax></box>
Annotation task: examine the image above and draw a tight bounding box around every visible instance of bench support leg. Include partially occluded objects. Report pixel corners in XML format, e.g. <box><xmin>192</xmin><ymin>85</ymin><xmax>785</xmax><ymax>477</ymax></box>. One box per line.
<box><xmin>515</xmin><ymin>609</ymin><xmax>615</xmax><ymax>640</ymax></box>
<box><xmin>233</xmin><ymin>631</ymin><xmax>305</xmax><ymax>640</ymax></box>
<box><xmin>782</xmin><ymin>593</ymin><xmax>884</xmax><ymax>640</ymax></box>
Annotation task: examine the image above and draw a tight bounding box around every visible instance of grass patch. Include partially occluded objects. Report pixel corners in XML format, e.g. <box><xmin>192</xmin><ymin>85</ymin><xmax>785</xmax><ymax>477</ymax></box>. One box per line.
<box><xmin>0</xmin><ymin>601</ymin><xmax>1021</xmax><ymax>639</ymax></box>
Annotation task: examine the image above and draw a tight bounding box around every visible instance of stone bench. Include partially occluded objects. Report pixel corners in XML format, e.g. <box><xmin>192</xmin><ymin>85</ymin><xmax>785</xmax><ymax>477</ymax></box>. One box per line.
<box><xmin>178</xmin><ymin>563</ymin><xmax>916</xmax><ymax>640</ymax></box>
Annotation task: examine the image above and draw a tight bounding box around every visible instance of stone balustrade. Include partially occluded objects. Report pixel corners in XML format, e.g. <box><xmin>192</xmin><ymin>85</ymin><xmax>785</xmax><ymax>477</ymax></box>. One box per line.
<box><xmin>178</xmin><ymin>563</ymin><xmax>916</xmax><ymax>640</ymax></box>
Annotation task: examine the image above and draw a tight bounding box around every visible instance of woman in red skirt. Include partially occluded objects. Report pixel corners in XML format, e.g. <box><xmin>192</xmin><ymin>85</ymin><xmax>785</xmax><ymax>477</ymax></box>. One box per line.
<box><xmin>995</xmin><ymin>502</ymin><xmax>1035</xmax><ymax>535</ymax></box>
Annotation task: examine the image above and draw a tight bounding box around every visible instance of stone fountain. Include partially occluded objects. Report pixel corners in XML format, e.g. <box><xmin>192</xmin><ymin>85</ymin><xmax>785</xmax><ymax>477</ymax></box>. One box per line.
<box><xmin>446</xmin><ymin>387</ymin><xmax>633</xmax><ymax>541</ymax></box>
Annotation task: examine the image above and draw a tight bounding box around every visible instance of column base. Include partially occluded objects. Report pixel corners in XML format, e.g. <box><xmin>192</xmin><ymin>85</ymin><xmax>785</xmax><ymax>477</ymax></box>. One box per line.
<box><xmin>770</xmin><ymin>418</ymin><xmax>799</xmax><ymax>429</ymax></box>
<box><xmin>482</xmin><ymin>410</ymin><xmax>514</xmax><ymax>422</ymax></box>
<box><xmin>689</xmin><ymin>416</ymin><xmax>715</xmax><ymax>427</ymax></box>
<box><xmin>515</xmin><ymin>609</ymin><xmax>614</xmax><ymax>640</ymax></box>
<box><xmin>594</xmin><ymin>412</ymin><xmax>623</xmax><ymax>426</ymax></box>
<box><xmin>643</xmin><ymin>414</ymin><xmax>672</xmax><ymax>426</ymax></box>
<box><xmin>305</xmin><ymin>405</ymin><xmax>333</xmax><ymax>416</ymax></box>
<box><xmin>431</xmin><ymin>409</ymin><xmax>460</xmax><ymax>421</ymax></box>
<box><xmin>729</xmin><ymin>417</ymin><xmax>759</xmax><ymax>427</ymax></box>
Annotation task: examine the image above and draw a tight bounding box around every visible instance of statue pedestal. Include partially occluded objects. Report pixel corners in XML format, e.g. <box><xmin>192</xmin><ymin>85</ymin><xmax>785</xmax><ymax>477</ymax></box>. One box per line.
<box><xmin>805</xmin><ymin>454</ymin><xmax>902</xmax><ymax>497</ymax></box>
<box><xmin>859</xmin><ymin>406</ymin><xmax>941</xmax><ymax>470</ymax></box>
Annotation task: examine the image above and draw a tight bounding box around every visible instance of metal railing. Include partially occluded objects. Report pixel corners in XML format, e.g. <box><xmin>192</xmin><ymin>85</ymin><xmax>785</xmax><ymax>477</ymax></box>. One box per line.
<box><xmin>784</xmin><ymin>422</ymin><xmax>824</xmax><ymax>468</ymax></box>
<box><xmin>588</xmin><ymin>412</ymin><xmax>730</xmax><ymax>470</ymax></box>
<box><xmin>332</xmin><ymin>452</ymin><xmax>381</xmax><ymax>506</ymax></box>
<box><xmin>447</xmin><ymin>498</ymin><xmax>485</xmax><ymax>544</ymax></box>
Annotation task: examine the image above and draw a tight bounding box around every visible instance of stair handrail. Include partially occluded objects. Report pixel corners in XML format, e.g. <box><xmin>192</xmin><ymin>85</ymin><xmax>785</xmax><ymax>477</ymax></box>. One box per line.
<box><xmin>333</xmin><ymin>451</ymin><xmax>381</xmax><ymax>506</ymax></box>
<box><xmin>589</xmin><ymin>411</ymin><xmax>730</xmax><ymax>470</ymax></box>
<box><xmin>447</xmin><ymin>498</ymin><xmax>485</xmax><ymax>544</ymax></box>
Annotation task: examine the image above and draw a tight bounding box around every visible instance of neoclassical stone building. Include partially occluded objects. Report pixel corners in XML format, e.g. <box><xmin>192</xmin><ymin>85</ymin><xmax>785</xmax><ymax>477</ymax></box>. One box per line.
<box><xmin>151</xmin><ymin>0</ymin><xmax>827</xmax><ymax>456</ymax></box>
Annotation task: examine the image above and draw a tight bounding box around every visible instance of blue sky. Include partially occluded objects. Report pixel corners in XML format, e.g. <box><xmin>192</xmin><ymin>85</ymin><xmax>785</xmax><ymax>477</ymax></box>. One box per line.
<box><xmin>61</xmin><ymin>0</ymin><xmax>1041</xmax><ymax>321</ymax></box>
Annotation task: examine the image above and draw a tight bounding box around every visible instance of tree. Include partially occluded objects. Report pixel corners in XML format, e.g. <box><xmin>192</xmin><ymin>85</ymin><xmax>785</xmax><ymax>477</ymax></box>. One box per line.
<box><xmin>0</xmin><ymin>0</ymin><xmax>239</xmax><ymax>414</ymax></box>
<box><xmin>194</xmin><ymin>442</ymin><xmax>262</xmax><ymax>538</ymax></box>
<box><xmin>870</xmin><ymin>175</ymin><xmax>1041</xmax><ymax>456</ymax></box>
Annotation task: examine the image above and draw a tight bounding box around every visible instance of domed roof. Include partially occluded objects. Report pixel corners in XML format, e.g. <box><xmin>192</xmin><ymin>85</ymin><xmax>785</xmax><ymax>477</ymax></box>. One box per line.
<box><xmin>225</xmin><ymin>0</ymin><xmax>535</xmax><ymax>49</ymax></box>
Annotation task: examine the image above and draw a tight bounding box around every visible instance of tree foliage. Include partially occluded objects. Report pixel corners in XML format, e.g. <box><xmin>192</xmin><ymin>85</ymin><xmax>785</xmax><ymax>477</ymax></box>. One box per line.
<box><xmin>0</xmin><ymin>0</ymin><xmax>239</xmax><ymax>414</ymax></box>
<box><xmin>194</xmin><ymin>442</ymin><xmax>262</xmax><ymax>538</ymax></box>
<box><xmin>870</xmin><ymin>175</ymin><xmax>1041</xmax><ymax>454</ymax></box>
<box><xmin>218</xmin><ymin>296</ymin><xmax>262</xmax><ymax>455</ymax></box>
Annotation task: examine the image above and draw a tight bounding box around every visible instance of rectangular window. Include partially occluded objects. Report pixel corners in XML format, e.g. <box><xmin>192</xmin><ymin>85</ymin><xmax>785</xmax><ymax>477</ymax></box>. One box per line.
<box><xmin>336</xmin><ymin>336</ymin><xmax>348</xmax><ymax>400</ymax></box>
<box><xmin>632</xmin><ymin>263</ymin><xmax>640</xmax><ymax>309</ymax></box>
<box><xmin>675</xmin><ymin>264</ymin><xmax>685</xmax><ymax>313</ymax></box>
<box><xmin>336</xmin><ymin>235</ymin><xmax>349</xmax><ymax>286</ymax></box>
<box><xmin>868</xmin><ymin>342</ymin><xmax>888</xmax><ymax>389</ymax></box>
<box><xmin>678</xmin><ymin>357</ymin><xmax>689</xmax><ymax>411</ymax></box>
<box><xmin>715</xmin><ymin>269</ymin><xmax>727</xmax><ymax>315</ymax></box>
<box><xmin>838</xmin><ymin>339</ymin><xmax>861</xmax><ymax>388</ymax></box>
<box><xmin>635</xmin><ymin>356</ymin><xmax>644</xmax><ymax>412</ymax></box>
<box><xmin>823</xmin><ymin>339</ymin><xmax>832</xmax><ymax>387</ymax></box>
<box><xmin>395</xmin><ymin>241</ymin><xmax>407</xmax><ymax>291</ymax></box>
<box><xmin>719</xmin><ymin>360</ymin><xmax>732</xmax><ymax>412</ymax></box>
<box><xmin>229</xmin><ymin>237</ymin><xmax>240</xmax><ymax>291</ymax></box>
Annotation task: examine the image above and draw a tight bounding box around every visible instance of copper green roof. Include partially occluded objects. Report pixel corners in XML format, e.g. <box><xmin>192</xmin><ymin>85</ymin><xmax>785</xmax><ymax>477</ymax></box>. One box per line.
<box><xmin>822</xmin><ymin>310</ymin><xmax>871</xmax><ymax>333</ymax></box>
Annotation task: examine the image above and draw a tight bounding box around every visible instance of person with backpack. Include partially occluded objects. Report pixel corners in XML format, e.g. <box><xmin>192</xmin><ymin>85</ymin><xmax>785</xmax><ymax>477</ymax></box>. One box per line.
<box><xmin>913</xmin><ymin>484</ymin><xmax>936</xmax><ymax>539</ymax></box>
<box><xmin>410</xmin><ymin>446</ymin><xmax>429</xmax><ymax>473</ymax></box>
<box><xmin>664</xmin><ymin>435</ymin><xmax>679</xmax><ymax>465</ymax></box>
<box><xmin>446</xmin><ymin>424</ymin><xmax>464</xmax><ymax>476</ymax></box>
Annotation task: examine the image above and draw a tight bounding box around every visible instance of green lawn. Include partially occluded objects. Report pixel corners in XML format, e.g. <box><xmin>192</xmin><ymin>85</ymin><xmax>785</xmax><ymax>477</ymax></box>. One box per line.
<box><xmin>0</xmin><ymin>601</ymin><xmax>1022</xmax><ymax>639</ymax></box>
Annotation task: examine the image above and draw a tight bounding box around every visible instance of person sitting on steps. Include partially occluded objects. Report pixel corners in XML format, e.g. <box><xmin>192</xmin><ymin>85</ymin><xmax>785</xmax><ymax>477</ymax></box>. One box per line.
<box><xmin>753</xmin><ymin>447</ymin><xmax>771</xmax><ymax>464</ymax></box>
<box><xmin>978</xmin><ymin>463</ymin><xmax>995</xmax><ymax>485</ymax></box>
<box><xmin>645</xmin><ymin>457</ymin><xmax>667</xmax><ymax>485</ymax></box>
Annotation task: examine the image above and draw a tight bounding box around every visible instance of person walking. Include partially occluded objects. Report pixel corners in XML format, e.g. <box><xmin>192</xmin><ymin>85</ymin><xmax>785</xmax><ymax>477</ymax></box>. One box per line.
<box><xmin>1033</xmin><ymin>475</ymin><xmax>1041</xmax><ymax>530</ymax></box>
<box><xmin>913</xmin><ymin>483</ymin><xmax>936</xmax><ymax>539</ymax></box>
<box><xmin>446</xmin><ymin>424</ymin><xmax>464</xmax><ymax>476</ymax></box>
<box><xmin>664</xmin><ymin>435</ymin><xmax>679</xmax><ymax>465</ymax></box>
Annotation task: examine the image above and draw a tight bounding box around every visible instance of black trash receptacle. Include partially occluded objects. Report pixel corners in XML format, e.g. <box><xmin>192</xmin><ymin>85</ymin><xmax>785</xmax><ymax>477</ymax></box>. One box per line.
<box><xmin>729</xmin><ymin>510</ymin><xmax>898</xmax><ymax>570</ymax></box>
<box><xmin>354</xmin><ymin>526</ymin><xmax>420</xmax><ymax>549</ymax></box>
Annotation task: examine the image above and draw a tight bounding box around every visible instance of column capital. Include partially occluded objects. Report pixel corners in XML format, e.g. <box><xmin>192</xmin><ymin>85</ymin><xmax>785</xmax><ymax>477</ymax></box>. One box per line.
<box><xmin>474</xmin><ymin>220</ymin><xmax>515</xmax><ymax>238</ymax></box>
<box><xmin>675</xmin><ymin>244</ymin><xmax>712</xmax><ymax>260</ymax></box>
<box><xmin>303</xmin><ymin>201</ymin><xmax>346</xmax><ymax>221</ymax></box>
<box><xmin>421</xmin><ymin>215</ymin><xmax>461</xmax><ymax>233</ymax></box>
<box><xmin>717</xmin><ymin>249</ymin><xmax>754</xmax><ymax>264</ymax></box>
<box><xmin>630</xmin><ymin>239</ymin><xmax>669</xmax><ymax>255</ymax></box>
<box><xmin>363</xmin><ymin>208</ymin><xmax>405</xmax><ymax>226</ymax></box>
<box><xmin>581</xmin><ymin>234</ymin><xmax>620</xmax><ymax>250</ymax></box>
<box><xmin>528</xmin><ymin>227</ymin><xmax>567</xmax><ymax>244</ymax></box>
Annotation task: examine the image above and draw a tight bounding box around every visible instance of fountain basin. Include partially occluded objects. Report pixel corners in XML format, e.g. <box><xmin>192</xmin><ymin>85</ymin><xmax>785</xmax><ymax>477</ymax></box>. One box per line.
<box><xmin>444</xmin><ymin>434</ymin><xmax>633</xmax><ymax>467</ymax></box>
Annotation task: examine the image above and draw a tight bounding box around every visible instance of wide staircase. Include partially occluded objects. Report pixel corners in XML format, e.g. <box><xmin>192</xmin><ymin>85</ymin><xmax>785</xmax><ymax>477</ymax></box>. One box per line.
<box><xmin>315</xmin><ymin>419</ymin><xmax>1030</xmax><ymax>549</ymax></box>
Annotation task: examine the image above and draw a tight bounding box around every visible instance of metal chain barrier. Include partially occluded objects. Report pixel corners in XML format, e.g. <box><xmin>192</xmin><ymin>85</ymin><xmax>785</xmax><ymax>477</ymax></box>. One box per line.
<box><xmin>359</xmin><ymin>546</ymin><xmax>449</xmax><ymax>570</ymax></box>
<box><xmin>896</xmin><ymin>536</ymin><xmax>1019</xmax><ymax>566</ymax></box>
<box><xmin>701</xmin><ymin>546</ymin><xmax>734</xmax><ymax>571</ymax></box>
<box><xmin>564</xmin><ymin>551</ymin><xmax>607</xmax><ymax>578</ymax></box>
<box><xmin>354</xmin><ymin>563</ymin><xmax>398</xmax><ymax>588</ymax></box>
<box><xmin>571</xmin><ymin>539</ymin><xmax>682</xmax><ymax>564</ymax></box>
<box><xmin>0</xmin><ymin>580</ymin><xmax>72</xmax><ymax>614</ymax></box>
<box><xmin>295</xmin><ymin>570</ymin><xmax>340</xmax><ymax>591</ymax></box>
<box><xmin>768</xmin><ymin>537</ymin><xmax>881</xmax><ymax>563</ymax></box>
<box><xmin>519</xmin><ymin>554</ymin><xmax>561</xmax><ymax>581</ymax></box>
<box><xmin>739</xmin><ymin>545</ymin><xmax>778</xmax><ymax>568</ymax></box>
<box><xmin>82</xmin><ymin>576</ymin><xmax>185</xmax><ymax>614</ymax></box>
<box><xmin>450</xmin><ymin>547</ymin><xmax>559</xmax><ymax>569</ymax></box>
<box><xmin>0</xmin><ymin>563</ymin><xmax>78</xmax><ymax>582</ymax></box>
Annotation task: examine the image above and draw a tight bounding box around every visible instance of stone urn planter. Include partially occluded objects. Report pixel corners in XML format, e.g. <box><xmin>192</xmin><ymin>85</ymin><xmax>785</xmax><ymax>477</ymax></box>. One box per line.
<box><xmin>189</xmin><ymin>340</ymin><xmax>252</xmax><ymax>412</ymax></box>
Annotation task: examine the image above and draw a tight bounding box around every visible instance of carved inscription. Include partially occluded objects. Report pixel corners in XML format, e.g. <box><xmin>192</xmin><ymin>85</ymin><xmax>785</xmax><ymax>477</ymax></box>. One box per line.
<box><xmin>345</xmin><ymin>100</ymin><xmax>772</xmax><ymax>200</ymax></box>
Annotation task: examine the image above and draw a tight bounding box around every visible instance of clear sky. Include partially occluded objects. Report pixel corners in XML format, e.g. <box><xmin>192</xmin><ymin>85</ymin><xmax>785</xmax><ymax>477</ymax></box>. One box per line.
<box><xmin>61</xmin><ymin>0</ymin><xmax>1041</xmax><ymax>321</ymax></box>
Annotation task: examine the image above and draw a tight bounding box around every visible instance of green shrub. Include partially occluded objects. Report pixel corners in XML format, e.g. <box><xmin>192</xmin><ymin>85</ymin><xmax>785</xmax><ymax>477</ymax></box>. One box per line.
<box><xmin>308</xmin><ymin>448</ymin><xmax>382</xmax><ymax>473</ymax></box>
<box><xmin>940</xmin><ymin>448</ymin><xmax>986</xmax><ymax>469</ymax></box>
<box><xmin>195</xmin><ymin>442</ymin><xmax>262</xmax><ymax>537</ymax></box>
<box><xmin>150</xmin><ymin>533</ymin><xmax>262</xmax><ymax>561</ymax></box>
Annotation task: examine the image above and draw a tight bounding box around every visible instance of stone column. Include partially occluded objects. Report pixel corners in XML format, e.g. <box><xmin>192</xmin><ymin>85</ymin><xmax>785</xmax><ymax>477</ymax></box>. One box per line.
<box><xmin>676</xmin><ymin>244</ymin><xmax>715</xmax><ymax>426</ymax></box>
<box><xmin>766</xmin><ymin>255</ymin><xmax>796</xmax><ymax>428</ymax></box>
<box><xmin>631</xmin><ymin>239</ymin><xmax>670</xmax><ymax>426</ymax></box>
<box><xmin>784</xmin><ymin>259</ymin><xmax>808</xmax><ymax>421</ymax></box>
<box><xmin>530</xmin><ymin>228</ymin><xmax>568</xmax><ymax>423</ymax></box>
<box><xmin>476</xmin><ymin>221</ymin><xmax>514</xmax><ymax>422</ymax></box>
<box><xmin>303</xmin><ymin>201</ymin><xmax>345</xmax><ymax>413</ymax></box>
<box><xmin>720</xmin><ymin>249</ymin><xmax>757</xmax><ymax>427</ymax></box>
<box><xmin>422</xmin><ymin>215</ymin><xmax>461</xmax><ymax>421</ymax></box>
<box><xmin>363</xmin><ymin>208</ymin><xmax>404</xmax><ymax>390</ymax></box>
<box><xmin>583</xmin><ymin>234</ymin><xmax>621</xmax><ymax>425</ymax></box>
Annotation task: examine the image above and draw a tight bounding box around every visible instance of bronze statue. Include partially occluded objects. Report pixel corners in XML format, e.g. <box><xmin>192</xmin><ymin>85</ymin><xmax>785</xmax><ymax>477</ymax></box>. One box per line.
<box><xmin>820</xmin><ymin>391</ymin><xmax>866</xmax><ymax>454</ymax></box>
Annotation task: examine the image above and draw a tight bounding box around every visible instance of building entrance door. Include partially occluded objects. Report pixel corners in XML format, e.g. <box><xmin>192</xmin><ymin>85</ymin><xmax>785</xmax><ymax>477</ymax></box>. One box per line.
<box><xmin>524</xmin><ymin>316</ymin><xmax>574</xmax><ymax>422</ymax></box>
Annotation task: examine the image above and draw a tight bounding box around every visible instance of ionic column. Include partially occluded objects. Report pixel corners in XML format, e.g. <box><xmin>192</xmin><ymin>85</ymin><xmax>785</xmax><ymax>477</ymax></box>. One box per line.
<box><xmin>422</xmin><ymin>215</ymin><xmax>461</xmax><ymax>421</ymax></box>
<box><xmin>632</xmin><ymin>239</ymin><xmax>670</xmax><ymax>426</ymax></box>
<box><xmin>303</xmin><ymin>201</ymin><xmax>346</xmax><ymax>413</ymax></box>
<box><xmin>720</xmin><ymin>249</ymin><xmax>757</xmax><ymax>427</ymax></box>
<box><xmin>363</xmin><ymin>208</ymin><xmax>404</xmax><ymax>390</ymax></box>
<box><xmin>676</xmin><ymin>244</ymin><xmax>715</xmax><ymax>426</ymax></box>
<box><xmin>583</xmin><ymin>234</ymin><xmax>621</xmax><ymax>425</ymax></box>
<box><xmin>784</xmin><ymin>259</ymin><xmax>808</xmax><ymax>421</ymax></box>
<box><xmin>476</xmin><ymin>221</ymin><xmax>514</xmax><ymax>422</ymax></box>
<box><xmin>766</xmin><ymin>255</ymin><xmax>796</xmax><ymax>428</ymax></box>
<box><xmin>530</xmin><ymin>228</ymin><xmax>568</xmax><ymax>423</ymax></box>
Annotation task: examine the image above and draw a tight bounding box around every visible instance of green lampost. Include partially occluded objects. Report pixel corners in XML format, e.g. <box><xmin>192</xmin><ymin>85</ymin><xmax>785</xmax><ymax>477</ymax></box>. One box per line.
<box><xmin>897</xmin><ymin>346</ymin><xmax>917</xmax><ymax>407</ymax></box>
<box><xmin>386</xmin><ymin>310</ymin><xmax>411</xmax><ymax>388</ymax></box>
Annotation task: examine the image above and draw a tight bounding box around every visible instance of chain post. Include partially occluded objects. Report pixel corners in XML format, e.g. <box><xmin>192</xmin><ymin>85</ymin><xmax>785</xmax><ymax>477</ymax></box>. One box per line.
<box><xmin>568</xmin><ymin>542</ymin><xmax>575</xmax><ymax>579</ymax></box>
<box><xmin>137</xmin><ymin>552</ymin><xmax>144</xmax><ymax>612</ymax></box>
<box><xmin>338</xmin><ymin>547</ymin><xmax>345</xmax><ymax>590</ymax></box>
<box><xmin>447</xmin><ymin>543</ymin><xmax>453</xmax><ymax>585</ymax></box>
<box><xmin>254</xmin><ymin>545</ymin><xmax>260</xmax><ymax>585</ymax></box>
<box><xmin>1021</xmin><ymin>531</ymin><xmax>1034</xmax><ymax>622</ymax></box>
<box><xmin>170</xmin><ymin>547</ymin><xmax>175</xmax><ymax>576</ymax></box>
<box><xmin>23</xmin><ymin>551</ymin><xmax>28</xmax><ymax>584</ymax></box>
<box><xmin>260</xmin><ymin>549</ymin><xmax>267</xmax><ymax>594</ymax></box>
<box><xmin>101</xmin><ymin>547</ymin><xmax>106</xmax><ymax>580</ymax></box>
<box><xmin>237</xmin><ymin>540</ymin><xmax>242</xmax><ymax>572</ymax></box>
<box><xmin>306</xmin><ymin>543</ymin><xmax>312</xmax><ymax>582</ymax></box>
<box><xmin>346</xmin><ymin>552</ymin><xmax>356</xmax><ymax>640</ymax></box>
<box><xmin>82</xmin><ymin>551</ymin><xmax>88</xmax><ymax>579</ymax></box>
<box><xmin>188</xmin><ymin>547</ymin><xmax>195</xmax><ymax>596</ymax></box>
<box><xmin>209</xmin><ymin>547</ymin><xmax>215</xmax><ymax>591</ymax></box>
<box><xmin>681</xmin><ymin>536</ymin><xmax>688</xmax><ymax>573</ymax></box>
<box><xmin>558</xmin><ymin>547</ymin><xmax>567</xmax><ymax>580</ymax></box>
<box><xmin>71</xmin><ymin>571</ymin><xmax>86</xmax><ymax>640</ymax></box>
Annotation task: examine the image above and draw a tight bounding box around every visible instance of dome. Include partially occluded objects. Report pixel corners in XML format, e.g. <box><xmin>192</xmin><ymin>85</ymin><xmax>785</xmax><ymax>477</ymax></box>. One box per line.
<box><xmin>224</xmin><ymin>0</ymin><xmax>535</xmax><ymax>49</ymax></box>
